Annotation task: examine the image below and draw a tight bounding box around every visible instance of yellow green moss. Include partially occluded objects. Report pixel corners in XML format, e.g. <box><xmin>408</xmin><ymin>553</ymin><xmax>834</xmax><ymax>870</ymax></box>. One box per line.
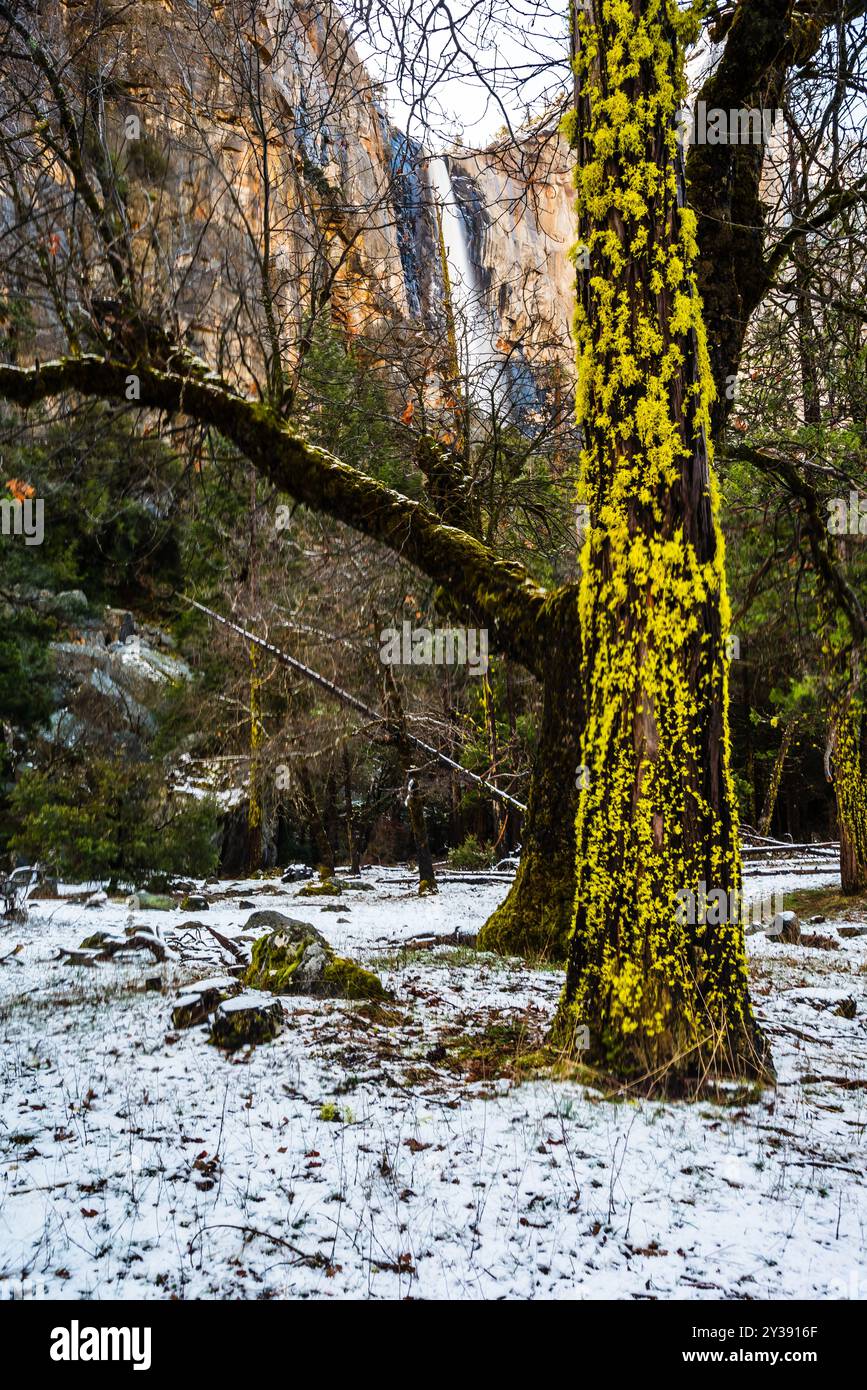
<box><xmin>553</xmin><ymin>0</ymin><xmax>766</xmax><ymax>1083</ymax></box>
<box><xmin>321</xmin><ymin>957</ymin><xmax>386</xmax><ymax>1000</ymax></box>
<box><xmin>832</xmin><ymin>686</ymin><xmax>867</xmax><ymax>893</ymax></box>
<box><xmin>244</xmin><ymin>927</ymin><xmax>386</xmax><ymax>1001</ymax></box>
<box><xmin>244</xmin><ymin>931</ymin><xmax>310</xmax><ymax>992</ymax></box>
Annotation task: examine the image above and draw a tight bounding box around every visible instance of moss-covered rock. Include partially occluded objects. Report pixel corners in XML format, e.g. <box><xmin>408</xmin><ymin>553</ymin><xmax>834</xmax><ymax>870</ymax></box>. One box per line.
<box><xmin>78</xmin><ymin>930</ymin><xmax>122</xmax><ymax>951</ymax></box>
<box><xmin>243</xmin><ymin>918</ymin><xmax>386</xmax><ymax>1001</ymax></box>
<box><xmin>321</xmin><ymin>957</ymin><xmax>385</xmax><ymax>1000</ymax></box>
<box><xmin>243</xmin><ymin>918</ymin><xmax>327</xmax><ymax>992</ymax></box>
<box><xmin>126</xmin><ymin>892</ymin><xmax>174</xmax><ymax>911</ymax></box>
<box><xmin>209</xmin><ymin>992</ymin><xmax>283</xmax><ymax>1049</ymax></box>
<box><xmin>297</xmin><ymin>879</ymin><xmax>341</xmax><ymax>897</ymax></box>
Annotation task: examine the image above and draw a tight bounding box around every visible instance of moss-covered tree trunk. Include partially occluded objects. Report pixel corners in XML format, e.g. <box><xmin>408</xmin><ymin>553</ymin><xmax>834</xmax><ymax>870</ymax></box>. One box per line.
<box><xmin>831</xmin><ymin>688</ymin><xmax>867</xmax><ymax>894</ymax></box>
<box><xmin>479</xmin><ymin>591</ymin><xmax>582</xmax><ymax>958</ymax></box>
<box><xmin>551</xmin><ymin>0</ymin><xmax>770</xmax><ymax>1086</ymax></box>
<box><xmin>758</xmin><ymin>716</ymin><xmax>799</xmax><ymax>838</ymax></box>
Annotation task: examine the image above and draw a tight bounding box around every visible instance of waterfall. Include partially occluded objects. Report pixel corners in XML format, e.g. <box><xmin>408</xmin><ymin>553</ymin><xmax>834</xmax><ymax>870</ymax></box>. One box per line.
<box><xmin>428</xmin><ymin>156</ymin><xmax>502</xmax><ymax>404</ymax></box>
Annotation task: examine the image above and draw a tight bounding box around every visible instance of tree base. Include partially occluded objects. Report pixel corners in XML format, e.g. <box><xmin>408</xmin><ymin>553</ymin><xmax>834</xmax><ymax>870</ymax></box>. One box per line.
<box><xmin>478</xmin><ymin>591</ymin><xmax>583</xmax><ymax>961</ymax></box>
<box><xmin>478</xmin><ymin>849</ymin><xmax>574</xmax><ymax>960</ymax></box>
<box><xmin>549</xmin><ymin>1002</ymin><xmax>775</xmax><ymax>1096</ymax></box>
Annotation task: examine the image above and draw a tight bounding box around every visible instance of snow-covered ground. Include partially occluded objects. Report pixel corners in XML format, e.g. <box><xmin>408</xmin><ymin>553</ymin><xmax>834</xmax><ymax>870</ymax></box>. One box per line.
<box><xmin>1</xmin><ymin>860</ymin><xmax>865</xmax><ymax>1301</ymax></box>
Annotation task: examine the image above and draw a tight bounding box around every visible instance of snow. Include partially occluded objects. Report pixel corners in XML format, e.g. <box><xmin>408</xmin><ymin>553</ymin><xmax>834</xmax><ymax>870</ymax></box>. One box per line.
<box><xmin>1</xmin><ymin>862</ymin><xmax>865</xmax><ymax>1300</ymax></box>
<box><xmin>217</xmin><ymin>991</ymin><xmax>277</xmax><ymax>1013</ymax></box>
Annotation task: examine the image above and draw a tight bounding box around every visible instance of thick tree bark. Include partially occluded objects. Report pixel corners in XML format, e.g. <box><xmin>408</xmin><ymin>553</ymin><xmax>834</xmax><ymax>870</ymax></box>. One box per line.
<box><xmin>688</xmin><ymin>0</ymin><xmax>792</xmax><ymax>436</ymax></box>
<box><xmin>688</xmin><ymin>0</ymin><xmax>867</xmax><ymax>437</ymax></box>
<box><xmin>552</xmin><ymin>0</ymin><xmax>770</xmax><ymax>1086</ymax></box>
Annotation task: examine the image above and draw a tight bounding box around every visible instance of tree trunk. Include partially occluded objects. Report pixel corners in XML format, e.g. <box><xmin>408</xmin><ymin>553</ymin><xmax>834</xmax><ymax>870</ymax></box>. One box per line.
<box><xmin>787</xmin><ymin>125</ymin><xmax>822</xmax><ymax>427</ymax></box>
<box><xmin>323</xmin><ymin>764</ymin><xmax>340</xmax><ymax>863</ymax></box>
<box><xmin>246</xmin><ymin>642</ymin><xmax>264</xmax><ymax>871</ymax></box>
<box><xmin>481</xmin><ymin>668</ymin><xmax>505</xmax><ymax>845</ymax></box>
<box><xmin>405</xmin><ymin>778</ymin><xmax>437</xmax><ymax>894</ymax></box>
<box><xmin>551</xmin><ymin>0</ymin><xmax>770</xmax><ymax>1086</ymax></box>
<box><xmin>295</xmin><ymin>764</ymin><xmax>334</xmax><ymax>875</ymax></box>
<box><xmin>742</xmin><ymin>666</ymin><xmax>759</xmax><ymax>828</ymax></box>
<box><xmin>383</xmin><ymin>668</ymin><xmax>438</xmax><ymax>894</ymax></box>
<box><xmin>831</xmin><ymin>689</ymin><xmax>867</xmax><ymax>894</ymax></box>
<box><xmin>341</xmin><ymin>741</ymin><xmax>360</xmax><ymax>876</ymax></box>
<box><xmin>758</xmin><ymin>717</ymin><xmax>799</xmax><ymax>837</ymax></box>
<box><xmin>479</xmin><ymin>591</ymin><xmax>582</xmax><ymax>959</ymax></box>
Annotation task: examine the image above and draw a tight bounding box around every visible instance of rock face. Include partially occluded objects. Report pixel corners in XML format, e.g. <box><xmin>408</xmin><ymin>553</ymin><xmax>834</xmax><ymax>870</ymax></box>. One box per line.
<box><xmin>447</xmin><ymin>135</ymin><xmax>575</xmax><ymax>377</ymax></box>
<box><xmin>242</xmin><ymin>911</ymin><xmax>386</xmax><ymax>1000</ymax></box>
<box><xmin>47</xmin><ymin>2</ymin><xmax>573</xmax><ymax>400</ymax></box>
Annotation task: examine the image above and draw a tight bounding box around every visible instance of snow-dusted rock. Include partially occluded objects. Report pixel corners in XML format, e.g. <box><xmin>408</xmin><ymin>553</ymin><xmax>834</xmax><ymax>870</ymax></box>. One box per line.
<box><xmin>171</xmin><ymin>975</ymin><xmax>239</xmax><ymax>1029</ymax></box>
<box><xmin>209</xmin><ymin>991</ymin><xmax>283</xmax><ymax>1048</ymax></box>
<box><xmin>770</xmin><ymin>910</ymin><xmax>801</xmax><ymax>944</ymax></box>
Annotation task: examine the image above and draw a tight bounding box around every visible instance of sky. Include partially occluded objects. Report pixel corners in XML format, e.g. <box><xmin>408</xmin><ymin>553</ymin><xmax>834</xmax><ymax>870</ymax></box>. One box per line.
<box><xmin>346</xmin><ymin>0</ymin><xmax>571</xmax><ymax>150</ymax></box>
<box><xmin>345</xmin><ymin>2</ymin><xmax>720</xmax><ymax>151</ymax></box>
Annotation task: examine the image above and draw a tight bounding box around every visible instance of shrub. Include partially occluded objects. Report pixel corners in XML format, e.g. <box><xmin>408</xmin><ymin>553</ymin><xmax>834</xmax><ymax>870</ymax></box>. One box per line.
<box><xmin>9</xmin><ymin>756</ymin><xmax>219</xmax><ymax>888</ymax></box>
<box><xmin>447</xmin><ymin>833</ymin><xmax>496</xmax><ymax>871</ymax></box>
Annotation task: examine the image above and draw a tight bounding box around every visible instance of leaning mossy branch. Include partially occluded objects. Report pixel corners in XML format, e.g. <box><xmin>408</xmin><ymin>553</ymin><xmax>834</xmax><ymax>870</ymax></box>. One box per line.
<box><xmin>0</xmin><ymin>356</ymin><xmax>549</xmax><ymax>675</ymax></box>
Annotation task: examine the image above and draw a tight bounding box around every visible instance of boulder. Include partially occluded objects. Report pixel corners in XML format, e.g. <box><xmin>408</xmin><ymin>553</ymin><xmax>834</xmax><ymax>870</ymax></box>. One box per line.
<box><xmin>52</xmin><ymin>589</ymin><xmax>89</xmax><ymax>619</ymax></box>
<box><xmin>209</xmin><ymin>992</ymin><xmax>283</xmax><ymax>1049</ymax></box>
<box><xmin>280</xmin><ymin>864</ymin><xmax>312</xmax><ymax>883</ymax></box>
<box><xmin>243</xmin><ymin>917</ymin><xmax>386</xmax><ymax>1001</ymax></box>
<box><xmin>126</xmin><ymin>892</ymin><xmax>175</xmax><ymax>911</ymax></box>
<box><xmin>243</xmin><ymin>909</ymin><xmax>326</xmax><ymax>939</ymax></box>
